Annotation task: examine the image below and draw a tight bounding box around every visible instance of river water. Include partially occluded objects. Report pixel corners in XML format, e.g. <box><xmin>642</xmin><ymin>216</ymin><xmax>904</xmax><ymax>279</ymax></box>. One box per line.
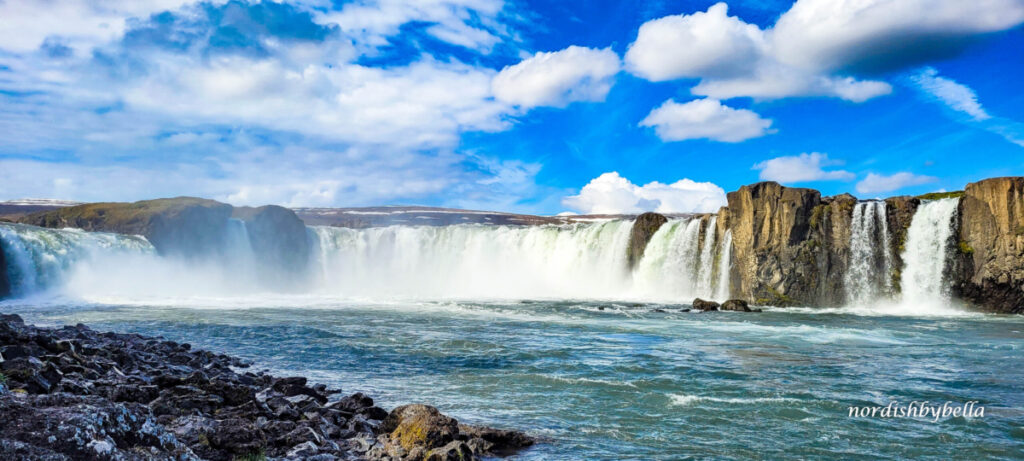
<box><xmin>3</xmin><ymin>296</ymin><xmax>1022</xmax><ymax>460</ymax></box>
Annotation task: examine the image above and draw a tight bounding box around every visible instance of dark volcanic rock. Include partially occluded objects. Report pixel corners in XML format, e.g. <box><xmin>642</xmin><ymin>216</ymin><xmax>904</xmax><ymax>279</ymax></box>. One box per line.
<box><xmin>691</xmin><ymin>298</ymin><xmax>719</xmax><ymax>312</ymax></box>
<box><xmin>627</xmin><ymin>212</ymin><xmax>668</xmax><ymax>269</ymax></box>
<box><xmin>0</xmin><ymin>314</ymin><xmax>533</xmax><ymax>460</ymax></box>
<box><xmin>885</xmin><ymin>196</ymin><xmax>920</xmax><ymax>294</ymax></box>
<box><xmin>721</xmin><ymin>299</ymin><xmax>758</xmax><ymax>312</ymax></box>
<box><xmin>19</xmin><ymin>197</ymin><xmax>233</xmax><ymax>258</ymax></box>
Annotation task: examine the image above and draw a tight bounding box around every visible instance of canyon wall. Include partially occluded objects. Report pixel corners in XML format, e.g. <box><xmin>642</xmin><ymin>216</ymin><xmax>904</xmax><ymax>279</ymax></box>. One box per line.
<box><xmin>955</xmin><ymin>177</ymin><xmax>1024</xmax><ymax>313</ymax></box>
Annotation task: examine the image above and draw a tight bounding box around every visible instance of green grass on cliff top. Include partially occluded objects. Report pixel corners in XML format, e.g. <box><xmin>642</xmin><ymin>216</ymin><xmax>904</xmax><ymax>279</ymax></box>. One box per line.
<box><xmin>916</xmin><ymin>191</ymin><xmax>964</xmax><ymax>200</ymax></box>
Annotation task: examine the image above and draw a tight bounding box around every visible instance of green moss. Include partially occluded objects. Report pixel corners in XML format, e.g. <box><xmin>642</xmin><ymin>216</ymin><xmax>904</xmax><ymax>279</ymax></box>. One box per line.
<box><xmin>958</xmin><ymin>241</ymin><xmax>975</xmax><ymax>255</ymax></box>
<box><xmin>0</xmin><ymin>372</ymin><xmax>6</xmax><ymax>384</ymax></box>
<box><xmin>197</xmin><ymin>433</ymin><xmax>210</xmax><ymax>447</ymax></box>
<box><xmin>233</xmin><ymin>450</ymin><xmax>267</xmax><ymax>461</ymax></box>
<box><xmin>755</xmin><ymin>286</ymin><xmax>795</xmax><ymax>307</ymax></box>
<box><xmin>1016</xmin><ymin>225</ymin><xmax>1024</xmax><ymax>236</ymax></box>
<box><xmin>810</xmin><ymin>204</ymin><xmax>827</xmax><ymax>229</ymax></box>
<box><xmin>916</xmin><ymin>191</ymin><xmax>964</xmax><ymax>200</ymax></box>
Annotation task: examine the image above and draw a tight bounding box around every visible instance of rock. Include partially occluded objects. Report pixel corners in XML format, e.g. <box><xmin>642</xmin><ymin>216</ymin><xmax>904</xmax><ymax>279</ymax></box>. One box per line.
<box><xmin>381</xmin><ymin>404</ymin><xmax>460</xmax><ymax>452</ymax></box>
<box><xmin>626</xmin><ymin>212</ymin><xmax>668</xmax><ymax>269</ymax></box>
<box><xmin>19</xmin><ymin>197</ymin><xmax>233</xmax><ymax>258</ymax></box>
<box><xmin>884</xmin><ymin>196</ymin><xmax>921</xmax><ymax>293</ymax></box>
<box><xmin>691</xmin><ymin>298</ymin><xmax>719</xmax><ymax>312</ymax></box>
<box><xmin>231</xmin><ymin>205</ymin><xmax>312</xmax><ymax>287</ymax></box>
<box><xmin>721</xmin><ymin>299</ymin><xmax>752</xmax><ymax>312</ymax></box>
<box><xmin>955</xmin><ymin>177</ymin><xmax>1024</xmax><ymax>313</ymax></box>
<box><xmin>425</xmin><ymin>440</ymin><xmax>473</xmax><ymax>461</ymax></box>
<box><xmin>726</xmin><ymin>182</ymin><xmax>850</xmax><ymax>307</ymax></box>
<box><xmin>458</xmin><ymin>424</ymin><xmax>534</xmax><ymax>455</ymax></box>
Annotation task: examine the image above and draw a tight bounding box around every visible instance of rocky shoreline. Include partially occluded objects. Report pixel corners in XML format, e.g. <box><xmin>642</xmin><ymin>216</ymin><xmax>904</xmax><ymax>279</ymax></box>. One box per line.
<box><xmin>0</xmin><ymin>314</ymin><xmax>533</xmax><ymax>460</ymax></box>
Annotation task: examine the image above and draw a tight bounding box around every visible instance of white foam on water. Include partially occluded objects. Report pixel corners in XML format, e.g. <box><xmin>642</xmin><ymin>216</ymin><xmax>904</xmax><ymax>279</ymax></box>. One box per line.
<box><xmin>669</xmin><ymin>394</ymin><xmax>802</xmax><ymax>406</ymax></box>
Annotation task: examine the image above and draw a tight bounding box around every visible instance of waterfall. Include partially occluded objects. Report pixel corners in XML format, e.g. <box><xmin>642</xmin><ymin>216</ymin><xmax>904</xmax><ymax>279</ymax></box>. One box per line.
<box><xmin>632</xmin><ymin>217</ymin><xmax>720</xmax><ymax>300</ymax></box>
<box><xmin>695</xmin><ymin>217</ymin><xmax>717</xmax><ymax>297</ymax></box>
<box><xmin>313</xmin><ymin>221</ymin><xmax>639</xmax><ymax>299</ymax></box>
<box><xmin>715</xmin><ymin>230</ymin><xmax>732</xmax><ymax>301</ymax></box>
<box><xmin>0</xmin><ymin>223</ymin><xmax>154</xmax><ymax>297</ymax></box>
<box><xmin>844</xmin><ymin>201</ymin><xmax>893</xmax><ymax>305</ymax></box>
<box><xmin>899</xmin><ymin>198</ymin><xmax>960</xmax><ymax>308</ymax></box>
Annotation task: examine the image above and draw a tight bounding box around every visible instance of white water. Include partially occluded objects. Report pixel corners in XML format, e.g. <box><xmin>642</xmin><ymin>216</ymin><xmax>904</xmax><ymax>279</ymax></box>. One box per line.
<box><xmin>696</xmin><ymin>217</ymin><xmax>717</xmax><ymax>297</ymax></box>
<box><xmin>845</xmin><ymin>201</ymin><xmax>892</xmax><ymax>305</ymax></box>
<box><xmin>715</xmin><ymin>230</ymin><xmax>732</xmax><ymax>301</ymax></box>
<box><xmin>898</xmin><ymin>199</ymin><xmax>960</xmax><ymax>312</ymax></box>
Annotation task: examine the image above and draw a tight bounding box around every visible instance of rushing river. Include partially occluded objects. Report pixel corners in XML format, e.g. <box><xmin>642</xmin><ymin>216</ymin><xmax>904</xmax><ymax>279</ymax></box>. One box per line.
<box><xmin>3</xmin><ymin>296</ymin><xmax>1022</xmax><ymax>460</ymax></box>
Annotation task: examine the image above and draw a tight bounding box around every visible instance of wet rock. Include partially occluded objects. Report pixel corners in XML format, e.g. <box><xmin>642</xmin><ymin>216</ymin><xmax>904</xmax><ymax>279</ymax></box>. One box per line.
<box><xmin>381</xmin><ymin>404</ymin><xmax>460</xmax><ymax>452</ymax></box>
<box><xmin>692</xmin><ymin>298</ymin><xmax>720</xmax><ymax>312</ymax></box>
<box><xmin>425</xmin><ymin>440</ymin><xmax>473</xmax><ymax>461</ymax></box>
<box><xmin>721</xmin><ymin>299</ymin><xmax>753</xmax><ymax>312</ymax></box>
<box><xmin>627</xmin><ymin>212</ymin><xmax>669</xmax><ymax>269</ymax></box>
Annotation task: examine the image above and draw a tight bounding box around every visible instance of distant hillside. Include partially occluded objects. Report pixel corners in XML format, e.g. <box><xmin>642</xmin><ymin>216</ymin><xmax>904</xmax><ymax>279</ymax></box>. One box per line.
<box><xmin>0</xmin><ymin>199</ymin><xmax>82</xmax><ymax>221</ymax></box>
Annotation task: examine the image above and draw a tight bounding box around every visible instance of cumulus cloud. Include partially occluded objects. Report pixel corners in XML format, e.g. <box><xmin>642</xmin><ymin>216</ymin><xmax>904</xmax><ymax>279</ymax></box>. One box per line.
<box><xmin>753</xmin><ymin>153</ymin><xmax>855</xmax><ymax>183</ymax></box>
<box><xmin>626</xmin><ymin>0</ymin><xmax>1024</xmax><ymax>103</ymax></box>
<box><xmin>856</xmin><ymin>172</ymin><xmax>938</xmax><ymax>195</ymax></box>
<box><xmin>639</xmin><ymin>98</ymin><xmax>774</xmax><ymax>143</ymax></box>
<box><xmin>624</xmin><ymin>3</ymin><xmax>891</xmax><ymax>102</ymax></box>
<box><xmin>562</xmin><ymin>172</ymin><xmax>727</xmax><ymax>214</ymax></box>
<box><xmin>492</xmin><ymin>46</ymin><xmax>620</xmax><ymax>108</ymax></box>
<box><xmin>911</xmin><ymin>67</ymin><xmax>990</xmax><ymax>120</ymax></box>
<box><xmin>771</xmin><ymin>0</ymin><xmax>1024</xmax><ymax>74</ymax></box>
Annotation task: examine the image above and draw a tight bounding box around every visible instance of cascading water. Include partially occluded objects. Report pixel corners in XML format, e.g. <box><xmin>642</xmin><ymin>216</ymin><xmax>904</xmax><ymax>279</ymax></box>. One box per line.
<box><xmin>715</xmin><ymin>230</ymin><xmax>732</xmax><ymax>301</ymax></box>
<box><xmin>312</xmin><ymin>221</ymin><xmax>636</xmax><ymax>299</ymax></box>
<box><xmin>844</xmin><ymin>201</ymin><xmax>893</xmax><ymax>305</ymax></box>
<box><xmin>899</xmin><ymin>198</ymin><xmax>960</xmax><ymax>310</ymax></box>
<box><xmin>695</xmin><ymin>217</ymin><xmax>717</xmax><ymax>297</ymax></box>
<box><xmin>0</xmin><ymin>223</ymin><xmax>154</xmax><ymax>297</ymax></box>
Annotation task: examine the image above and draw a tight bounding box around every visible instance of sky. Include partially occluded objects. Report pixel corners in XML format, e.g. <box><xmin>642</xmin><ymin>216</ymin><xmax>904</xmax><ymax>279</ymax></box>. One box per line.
<box><xmin>1</xmin><ymin>0</ymin><xmax>1023</xmax><ymax>215</ymax></box>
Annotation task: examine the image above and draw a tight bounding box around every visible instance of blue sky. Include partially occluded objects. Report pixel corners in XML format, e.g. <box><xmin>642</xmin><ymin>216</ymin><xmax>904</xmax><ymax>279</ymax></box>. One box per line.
<box><xmin>1</xmin><ymin>0</ymin><xmax>1022</xmax><ymax>215</ymax></box>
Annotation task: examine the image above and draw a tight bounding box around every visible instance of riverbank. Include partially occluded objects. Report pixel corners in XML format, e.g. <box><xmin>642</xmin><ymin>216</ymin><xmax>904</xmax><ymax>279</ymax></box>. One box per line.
<box><xmin>0</xmin><ymin>313</ymin><xmax>533</xmax><ymax>460</ymax></box>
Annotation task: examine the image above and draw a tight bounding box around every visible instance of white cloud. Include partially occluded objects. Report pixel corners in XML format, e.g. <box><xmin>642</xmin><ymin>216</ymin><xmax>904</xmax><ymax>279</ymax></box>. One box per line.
<box><xmin>639</xmin><ymin>98</ymin><xmax>774</xmax><ymax>143</ymax></box>
<box><xmin>624</xmin><ymin>2</ymin><xmax>892</xmax><ymax>102</ymax></box>
<box><xmin>856</xmin><ymin>172</ymin><xmax>938</xmax><ymax>195</ymax></box>
<box><xmin>492</xmin><ymin>46</ymin><xmax>620</xmax><ymax>108</ymax></box>
<box><xmin>624</xmin><ymin>3</ymin><xmax>763</xmax><ymax>81</ymax></box>
<box><xmin>753</xmin><ymin>153</ymin><xmax>855</xmax><ymax>183</ymax></box>
<box><xmin>771</xmin><ymin>0</ymin><xmax>1024</xmax><ymax>74</ymax></box>
<box><xmin>911</xmin><ymin>67</ymin><xmax>990</xmax><ymax>120</ymax></box>
<box><xmin>562</xmin><ymin>172</ymin><xmax>727</xmax><ymax>214</ymax></box>
<box><xmin>0</xmin><ymin>0</ymin><xmax>201</xmax><ymax>54</ymax></box>
<box><xmin>315</xmin><ymin>0</ymin><xmax>507</xmax><ymax>52</ymax></box>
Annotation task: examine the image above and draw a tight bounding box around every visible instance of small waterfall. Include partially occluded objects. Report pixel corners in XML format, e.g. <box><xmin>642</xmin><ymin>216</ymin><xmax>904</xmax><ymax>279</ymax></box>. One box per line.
<box><xmin>0</xmin><ymin>223</ymin><xmax>154</xmax><ymax>297</ymax></box>
<box><xmin>844</xmin><ymin>201</ymin><xmax>892</xmax><ymax>305</ymax></box>
<box><xmin>695</xmin><ymin>217</ymin><xmax>717</xmax><ymax>296</ymax></box>
<box><xmin>715</xmin><ymin>230</ymin><xmax>732</xmax><ymax>301</ymax></box>
<box><xmin>899</xmin><ymin>198</ymin><xmax>960</xmax><ymax>308</ymax></box>
<box><xmin>633</xmin><ymin>217</ymin><xmax>720</xmax><ymax>300</ymax></box>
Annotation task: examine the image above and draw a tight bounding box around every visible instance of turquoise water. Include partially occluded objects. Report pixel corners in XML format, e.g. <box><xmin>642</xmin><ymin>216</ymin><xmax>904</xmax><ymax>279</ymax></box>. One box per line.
<box><xmin>3</xmin><ymin>298</ymin><xmax>1023</xmax><ymax>460</ymax></box>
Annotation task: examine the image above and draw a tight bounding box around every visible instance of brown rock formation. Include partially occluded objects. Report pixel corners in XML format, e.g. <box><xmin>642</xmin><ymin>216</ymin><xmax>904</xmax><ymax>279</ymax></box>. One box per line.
<box><xmin>232</xmin><ymin>205</ymin><xmax>312</xmax><ymax>285</ymax></box>
<box><xmin>726</xmin><ymin>182</ymin><xmax>856</xmax><ymax>307</ymax></box>
<box><xmin>626</xmin><ymin>212</ymin><xmax>668</xmax><ymax>269</ymax></box>
<box><xmin>884</xmin><ymin>196</ymin><xmax>920</xmax><ymax>293</ymax></box>
<box><xmin>954</xmin><ymin>177</ymin><xmax>1024</xmax><ymax>313</ymax></box>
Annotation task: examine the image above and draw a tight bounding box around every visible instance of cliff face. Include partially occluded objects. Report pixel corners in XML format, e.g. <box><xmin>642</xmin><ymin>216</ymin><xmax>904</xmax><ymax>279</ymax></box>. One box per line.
<box><xmin>626</xmin><ymin>212</ymin><xmax>668</xmax><ymax>269</ymax></box>
<box><xmin>883</xmin><ymin>196</ymin><xmax>919</xmax><ymax>293</ymax></box>
<box><xmin>725</xmin><ymin>183</ymin><xmax>856</xmax><ymax>306</ymax></box>
<box><xmin>232</xmin><ymin>205</ymin><xmax>312</xmax><ymax>286</ymax></box>
<box><xmin>20</xmin><ymin>197</ymin><xmax>233</xmax><ymax>258</ymax></box>
<box><xmin>954</xmin><ymin>177</ymin><xmax>1024</xmax><ymax>313</ymax></box>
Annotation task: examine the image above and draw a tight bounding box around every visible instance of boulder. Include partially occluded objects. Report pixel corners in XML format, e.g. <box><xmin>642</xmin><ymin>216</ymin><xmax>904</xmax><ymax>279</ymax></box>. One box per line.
<box><xmin>954</xmin><ymin>177</ymin><xmax>1024</xmax><ymax>313</ymax></box>
<box><xmin>691</xmin><ymin>298</ymin><xmax>719</xmax><ymax>312</ymax></box>
<box><xmin>721</xmin><ymin>299</ymin><xmax>755</xmax><ymax>312</ymax></box>
<box><xmin>20</xmin><ymin>197</ymin><xmax>233</xmax><ymax>258</ymax></box>
<box><xmin>626</xmin><ymin>212</ymin><xmax>668</xmax><ymax>269</ymax></box>
<box><xmin>381</xmin><ymin>404</ymin><xmax>460</xmax><ymax>452</ymax></box>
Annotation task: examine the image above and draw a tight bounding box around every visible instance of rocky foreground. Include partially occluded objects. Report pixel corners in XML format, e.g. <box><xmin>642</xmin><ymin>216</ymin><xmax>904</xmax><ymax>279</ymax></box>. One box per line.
<box><xmin>0</xmin><ymin>314</ymin><xmax>533</xmax><ymax>460</ymax></box>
